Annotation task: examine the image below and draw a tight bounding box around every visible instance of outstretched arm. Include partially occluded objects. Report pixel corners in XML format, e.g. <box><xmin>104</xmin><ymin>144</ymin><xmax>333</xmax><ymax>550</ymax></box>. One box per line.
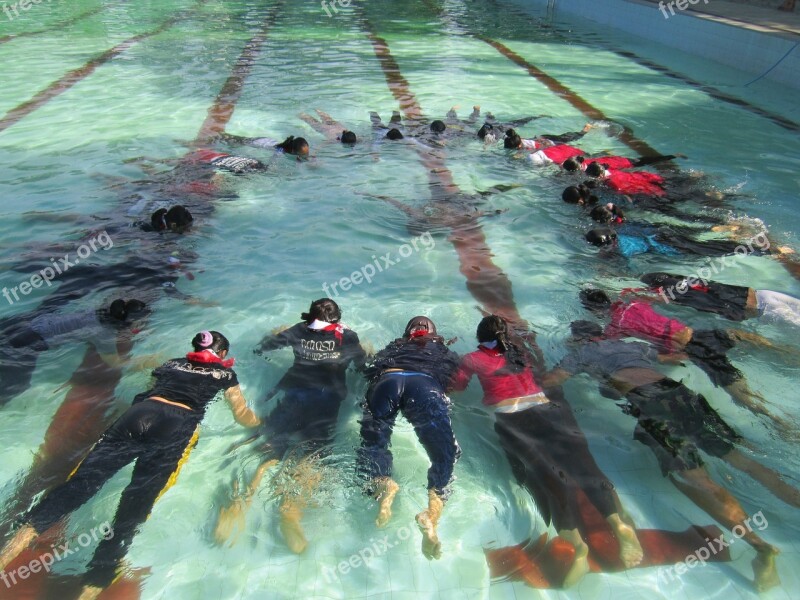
<box><xmin>224</xmin><ymin>385</ymin><xmax>261</xmax><ymax>427</ymax></box>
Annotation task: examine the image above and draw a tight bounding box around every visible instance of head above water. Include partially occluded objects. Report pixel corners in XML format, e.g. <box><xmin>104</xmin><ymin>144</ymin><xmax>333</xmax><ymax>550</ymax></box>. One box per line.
<box><xmin>430</xmin><ymin>120</ymin><xmax>446</xmax><ymax>134</ymax></box>
<box><xmin>579</xmin><ymin>288</ymin><xmax>612</xmax><ymax>315</ymax></box>
<box><xmin>562</xmin><ymin>184</ymin><xmax>589</xmax><ymax>205</ymax></box>
<box><xmin>301</xmin><ymin>298</ymin><xmax>341</xmax><ymax>324</ymax></box>
<box><xmin>386</xmin><ymin>128</ymin><xmax>404</xmax><ymax>140</ymax></box>
<box><xmin>276</xmin><ymin>136</ymin><xmax>310</xmax><ymax>156</ymax></box>
<box><xmin>562</xmin><ymin>156</ymin><xmax>586</xmax><ymax>172</ymax></box>
<box><xmin>403</xmin><ymin>316</ymin><xmax>437</xmax><ymax>339</ymax></box>
<box><xmin>585</xmin><ymin>162</ymin><xmax>607</xmax><ymax>178</ymax></box>
<box><xmin>476</xmin><ymin>314</ymin><xmax>527</xmax><ymax>373</ymax></box>
<box><xmin>503</xmin><ymin>129</ymin><xmax>522</xmax><ymax>149</ymax></box>
<box><xmin>340</xmin><ymin>130</ymin><xmax>357</xmax><ymax>145</ymax></box>
<box><xmin>192</xmin><ymin>330</ymin><xmax>230</xmax><ymax>356</ymax></box>
<box><xmin>585</xmin><ymin>226</ymin><xmax>617</xmax><ymax>247</ymax></box>
<box><xmin>166</xmin><ymin>205</ymin><xmax>193</xmax><ymax>232</ymax></box>
<box><xmin>477</xmin><ymin>122</ymin><xmax>494</xmax><ymax>140</ymax></box>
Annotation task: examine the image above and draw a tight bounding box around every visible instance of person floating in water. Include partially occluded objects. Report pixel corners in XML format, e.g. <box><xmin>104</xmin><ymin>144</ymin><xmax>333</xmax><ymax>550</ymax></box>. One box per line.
<box><xmin>0</xmin><ymin>330</ymin><xmax>260</xmax><ymax>600</ymax></box>
<box><xmin>450</xmin><ymin>315</ymin><xmax>644</xmax><ymax>587</ymax></box>
<box><xmin>357</xmin><ymin>316</ymin><xmax>461</xmax><ymax>560</ymax></box>
<box><xmin>215</xmin><ymin>298</ymin><xmax>366</xmax><ymax>553</ymax></box>
<box><xmin>562</xmin><ymin>152</ymin><xmax>683</xmax><ymax>173</ymax></box>
<box><xmin>298</xmin><ymin>109</ymin><xmax>357</xmax><ymax>144</ymax></box>
<box><xmin>639</xmin><ymin>272</ymin><xmax>800</xmax><ymax>327</ymax></box>
<box><xmin>579</xmin><ymin>288</ymin><xmax>797</xmax><ymax>429</ymax></box>
<box><xmin>0</xmin><ymin>298</ymin><xmax>155</xmax><ymax>406</ymax></box>
<box><xmin>545</xmin><ymin>320</ymin><xmax>799</xmax><ymax>592</ymax></box>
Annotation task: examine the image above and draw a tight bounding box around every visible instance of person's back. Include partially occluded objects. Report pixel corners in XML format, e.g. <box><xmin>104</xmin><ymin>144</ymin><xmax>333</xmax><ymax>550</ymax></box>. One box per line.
<box><xmin>367</xmin><ymin>336</ymin><xmax>459</xmax><ymax>389</ymax></box>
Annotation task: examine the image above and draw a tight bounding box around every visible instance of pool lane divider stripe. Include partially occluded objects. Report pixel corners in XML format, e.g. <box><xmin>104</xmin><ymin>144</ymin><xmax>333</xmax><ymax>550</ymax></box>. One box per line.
<box><xmin>0</xmin><ymin>4</ymin><xmax>107</xmax><ymax>46</ymax></box>
<box><xmin>0</xmin><ymin>1</ymin><xmax>209</xmax><ymax>135</ymax></box>
<box><xmin>356</xmin><ymin>11</ymin><xmax>533</xmax><ymax>335</ymax></box>
<box><xmin>0</xmin><ymin>1</ymin><xmax>285</xmax><ymax>545</ymax></box>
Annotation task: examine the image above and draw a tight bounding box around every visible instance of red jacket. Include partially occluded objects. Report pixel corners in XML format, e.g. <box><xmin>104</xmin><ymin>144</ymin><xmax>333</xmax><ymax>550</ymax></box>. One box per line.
<box><xmin>451</xmin><ymin>346</ymin><xmax>542</xmax><ymax>406</ymax></box>
<box><xmin>605</xmin><ymin>300</ymin><xmax>688</xmax><ymax>351</ymax></box>
<box><xmin>585</xmin><ymin>156</ymin><xmax>635</xmax><ymax>170</ymax></box>
<box><xmin>606</xmin><ymin>170</ymin><xmax>665</xmax><ymax>196</ymax></box>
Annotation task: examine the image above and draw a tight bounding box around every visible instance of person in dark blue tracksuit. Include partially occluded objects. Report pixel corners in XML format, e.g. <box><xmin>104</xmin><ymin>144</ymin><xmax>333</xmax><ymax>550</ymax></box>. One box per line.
<box><xmin>357</xmin><ymin>316</ymin><xmax>461</xmax><ymax>561</ymax></box>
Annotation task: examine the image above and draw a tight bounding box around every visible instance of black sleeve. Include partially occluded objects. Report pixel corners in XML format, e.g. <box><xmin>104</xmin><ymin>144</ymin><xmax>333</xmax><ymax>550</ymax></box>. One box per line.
<box><xmin>257</xmin><ymin>323</ymin><xmax>299</xmax><ymax>353</ymax></box>
<box><xmin>632</xmin><ymin>155</ymin><xmax>677</xmax><ymax>167</ymax></box>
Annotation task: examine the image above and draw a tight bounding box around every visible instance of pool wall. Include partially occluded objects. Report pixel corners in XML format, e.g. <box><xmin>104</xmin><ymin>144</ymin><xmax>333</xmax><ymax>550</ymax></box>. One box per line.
<box><xmin>508</xmin><ymin>0</ymin><xmax>800</xmax><ymax>90</ymax></box>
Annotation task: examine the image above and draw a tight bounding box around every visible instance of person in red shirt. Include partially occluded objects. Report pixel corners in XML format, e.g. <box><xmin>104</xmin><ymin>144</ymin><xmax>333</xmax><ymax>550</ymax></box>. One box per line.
<box><xmin>562</xmin><ymin>152</ymin><xmax>683</xmax><ymax>173</ymax></box>
<box><xmin>450</xmin><ymin>315</ymin><xmax>643</xmax><ymax>587</ymax></box>
<box><xmin>583</xmin><ymin>161</ymin><xmax>668</xmax><ymax>196</ymax></box>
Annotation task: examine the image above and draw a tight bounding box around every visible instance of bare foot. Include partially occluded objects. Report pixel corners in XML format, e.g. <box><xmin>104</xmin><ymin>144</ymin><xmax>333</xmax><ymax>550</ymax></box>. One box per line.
<box><xmin>77</xmin><ymin>586</ymin><xmax>104</xmax><ymax>600</ymax></box>
<box><xmin>607</xmin><ymin>514</ymin><xmax>644</xmax><ymax>568</ymax></box>
<box><xmin>0</xmin><ymin>525</ymin><xmax>38</xmax><ymax>571</ymax></box>
<box><xmin>752</xmin><ymin>547</ymin><xmax>780</xmax><ymax>592</ymax></box>
<box><xmin>375</xmin><ymin>478</ymin><xmax>399</xmax><ymax>528</ymax></box>
<box><xmin>415</xmin><ymin>510</ymin><xmax>442</xmax><ymax>560</ymax></box>
<box><xmin>777</xmin><ymin>245</ymin><xmax>795</xmax><ymax>255</ymax></box>
<box><xmin>561</xmin><ymin>539</ymin><xmax>590</xmax><ymax>588</ymax></box>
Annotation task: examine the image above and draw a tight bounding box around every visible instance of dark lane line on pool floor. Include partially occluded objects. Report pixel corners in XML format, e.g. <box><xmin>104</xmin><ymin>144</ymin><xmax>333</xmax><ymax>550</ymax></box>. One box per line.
<box><xmin>355</xmin><ymin>10</ymin><xmax>536</xmax><ymax>342</ymax></box>
<box><xmin>0</xmin><ymin>0</ymin><xmax>286</xmax><ymax>558</ymax></box>
<box><xmin>0</xmin><ymin>4</ymin><xmax>107</xmax><ymax>46</ymax></box>
<box><xmin>0</xmin><ymin>0</ymin><xmax>209</xmax><ymax>135</ymax></box>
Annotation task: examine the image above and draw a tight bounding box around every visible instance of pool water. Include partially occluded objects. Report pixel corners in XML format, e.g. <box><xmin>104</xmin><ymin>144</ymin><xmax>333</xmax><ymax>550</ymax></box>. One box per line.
<box><xmin>0</xmin><ymin>0</ymin><xmax>799</xmax><ymax>598</ymax></box>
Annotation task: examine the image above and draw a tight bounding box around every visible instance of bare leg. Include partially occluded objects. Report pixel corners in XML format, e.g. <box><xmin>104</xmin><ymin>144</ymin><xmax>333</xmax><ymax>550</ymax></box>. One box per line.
<box><xmin>722</xmin><ymin>449</ymin><xmax>800</xmax><ymax>508</ymax></box>
<box><xmin>77</xmin><ymin>586</ymin><xmax>103</xmax><ymax>600</ymax></box>
<box><xmin>277</xmin><ymin>458</ymin><xmax>323</xmax><ymax>554</ymax></box>
<box><xmin>415</xmin><ymin>489</ymin><xmax>444</xmax><ymax>560</ymax></box>
<box><xmin>606</xmin><ymin>513</ymin><xmax>644</xmax><ymax>568</ymax></box>
<box><xmin>214</xmin><ymin>458</ymin><xmax>279</xmax><ymax>546</ymax></box>
<box><xmin>374</xmin><ymin>476</ymin><xmax>399</xmax><ymax>528</ymax></box>
<box><xmin>0</xmin><ymin>524</ymin><xmax>38</xmax><ymax>571</ymax></box>
<box><xmin>558</xmin><ymin>528</ymin><xmax>590</xmax><ymax>587</ymax></box>
<box><xmin>723</xmin><ymin>379</ymin><xmax>784</xmax><ymax>427</ymax></box>
<box><xmin>669</xmin><ymin>468</ymin><xmax>780</xmax><ymax>591</ymax></box>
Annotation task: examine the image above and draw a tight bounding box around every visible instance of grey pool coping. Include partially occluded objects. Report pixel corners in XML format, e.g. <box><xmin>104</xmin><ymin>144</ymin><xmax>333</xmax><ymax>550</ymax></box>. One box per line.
<box><xmin>634</xmin><ymin>0</ymin><xmax>800</xmax><ymax>40</ymax></box>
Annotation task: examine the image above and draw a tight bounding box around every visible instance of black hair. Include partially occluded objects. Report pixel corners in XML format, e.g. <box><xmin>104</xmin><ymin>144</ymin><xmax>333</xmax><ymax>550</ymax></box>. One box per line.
<box><xmin>503</xmin><ymin>129</ymin><xmax>522</xmax><ymax>149</ymax></box>
<box><xmin>477</xmin><ymin>123</ymin><xmax>494</xmax><ymax>140</ymax></box>
<box><xmin>476</xmin><ymin>315</ymin><xmax>527</xmax><ymax>374</ymax></box>
<box><xmin>569</xmin><ymin>320</ymin><xmax>604</xmax><ymax>341</ymax></box>
<box><xmin>192</xmin><ymin>330</ymin><xmax>230</xmax><ymax>354</ymax></box>
<box><xmin>579</xmin><ymin>288</ymin><xmax>612</xmax><ymax>314</ymax></box>
<box><xmin>301</xmin><ymin>298</ymin><xmax>341</xmax><ymax>324</ymax></box>
<box><xmin>585</xmin><ymin>162</ymin><xmax>606</xmax><ymax>178</ymax></box>
<box><xmin>640</xmin><ymin>272</ymin><xmax>682</xmax><ymax>289</ymax></box>
<box><xmin>586</xmin><ymin>194</ymin><xmax>600</xmax><ymax>206</ymax></box>
<box><xmin>582</xmin><ymin>179</ymin><xmax>598</xmax><ymax>189</ymax></box>
<box><xmin>430</xmin><ymin>120</ymin><xmax>446</xmax><ymax>134</ymax></box>
<box><xmin>562</xmin><ymin>185</ymin><xmax>584</xmax><ymax>204</ymax></box>
<box><xmin>340</xmin><ymin>130</ymin><xmax>357</xmax><ymax>144</ymax></box>
<box><xmin>105</xmin><ymin>298</ymin><xmax>148</xmax><ymax>323</ymax></box>
<box><xmin>150</xmin><ymin>208</ymin><xmax>168</xmax><ymax>231</ymax></box>
<box><xmin>585</xmin><ymin>226</ymin><xmax>617</xmax><ymax>247</ymax></box>
<box><xmin>386</xmin><ymin>128</ymin><xmax>404</xmax><ymax>140</ymax></box>
<box><xmin>403</xmin><ymin>316</ymin><xmax>438</xmax><ymax>339</ymax></box>
<box><xmin>276</xmin><ymin>136</ymin><xmax>310</xmax><ymax>156</ymax></box>
<box><xmin>590</xmin><ymin>205</ymin><xmax>614</xmax><ymax>223</ymax></box>
<box><xmin>562</xmin><ymin>156</ymin><xmax>585</xmax><ymax>172</ymax></box>
<box><xmin>165</xmin><ymin>205</ymin><xmax>193</xmax><ymax>231</ymax></box>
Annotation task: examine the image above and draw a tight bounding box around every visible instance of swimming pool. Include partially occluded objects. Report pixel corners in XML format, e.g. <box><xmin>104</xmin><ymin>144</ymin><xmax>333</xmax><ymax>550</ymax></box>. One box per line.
<box><xmin>0</xmin><ymin>0</ymin><xmax>798</xmax><ymax>598</ymax></box>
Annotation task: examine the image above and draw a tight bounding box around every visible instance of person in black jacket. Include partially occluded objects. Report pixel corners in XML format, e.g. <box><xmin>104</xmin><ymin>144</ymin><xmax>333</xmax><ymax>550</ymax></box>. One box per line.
<box><xmin>357</xmin><ymin>316</ymin><xmax>461</xmax><ymax>560</ymax></box>
<box><xmin>216</xmin><ymin>298</ymin><xmax>366</xmax><ymax>553</ymax></box>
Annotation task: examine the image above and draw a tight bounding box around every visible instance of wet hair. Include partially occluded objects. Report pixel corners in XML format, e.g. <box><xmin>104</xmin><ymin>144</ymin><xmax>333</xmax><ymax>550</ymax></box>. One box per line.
<box><xmin>106</xmin><ymin>298</ymin><xmax>148</xmax><ymax>322</ymax></box>
<box><xmin>503</xmin><ymin>129</ymin><xmax>522</xmax><ymax>149</ymax></box>
<box><xmin>476</xmin><ymin>315</ymin><xmax>527</xmax><ymax>374</ymax></box>
<box><xmin>340</xmin><ymin>130</ymin><xmax>357</xmax><ymax>145</ymax></box>
<box><xmin>301</xmin><ymin>298</ymin><xmax>341</xmax><ymax>324</ymax></box>
<box><xmin>430</xmin><ymin>120</ymin><xmax>446</xmax><ymax>134</ymax></box>
<box><xmin>590</xmin><ymin>205</ymin><xmax>614</xmax><ymax>223</ymax></box>
<box><xmin>165</xmin><ymin>205</ymin><xmax>193</xmax><ymax>231</ymax></box>
<box><xmin>562</xmin><ymin>185</ymin><xmax>587</xmax><ymax>204</ymax></box>
<box><xmin>579</xmin><ymin>288</ymin><xmax>612</xmax><ymax>314</ymax></box>
<box><xmin>640</xmin><ymin>272</ymin><xmax>683</xmax><ymax>289</ymax></box>
<box><xmin>585</xmin><ymin>162</ymin><xmax>606</xmax><ymax>178</ymax></box>
<box><xmin>585</xmin><ymin>226</ymin><xmax>617</xmax><ymax>247</ymax></box>
<box><xmin>562</xmin><ymin>156</ymin><xmax>585</xmax><ymax>172</ymax></box>
<box><xmin>275</xmin><ymin>136</ymin><xmax>310</xmax><ymax>156</ymax></box>
<box><xmin>386</xmin><ymin>128</ymin><xmax>404</xmax><ymax>140</ymax></box>
<box><xmin>403</xmin><ymin>316</ymin><xmax>437</xmax><ymax>339</ymax></box>
<box><xmin>192</xmin><ymin>330</ymin><xmax>230</xmax><ymax>355</ymax></box>
<box><xmin>150</xmin><ymin>208</ymin><xmax>168</xmax><ymax>231</ymax></box>
<box><xmin>569</xmin><ymin>320</ymin><xmax>604</xmax><ymax>341</ymax></box>
<box><xmin>477</xmin><ymin>123</ymin><xmax>494</xmax><ymax>140</ymax></box>
<box><xmin>582</xmin><ymin>179</ymin><xmax>598</xmax><ymax>189</ymax></box>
